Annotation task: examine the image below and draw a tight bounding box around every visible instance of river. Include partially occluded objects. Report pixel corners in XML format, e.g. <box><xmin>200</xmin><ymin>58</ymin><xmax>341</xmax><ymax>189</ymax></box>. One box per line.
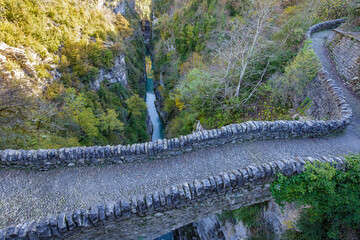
<box><xmin>145</xmin><ymin>54</ymin><xmax>164</xmax><ymax>141</ymax></box>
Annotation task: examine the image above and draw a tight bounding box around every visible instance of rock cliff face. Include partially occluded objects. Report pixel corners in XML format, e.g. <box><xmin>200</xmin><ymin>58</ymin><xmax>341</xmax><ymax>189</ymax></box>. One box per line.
<box><xmin>0</xmin><ymin>0</ymin><xmax>136</xmax><ymax>94</ymax></box>
<box><xmin>179</xmin><ymin>200</ymin><xmax>300</xmax><ymax>240</ymax></box>
<box><xmin>91</xmin><ymin>54</ymin><xmax>127</xmax><ymax>90</ymax></box>
<box><xmin>0</xmin><ymin>42</ymin><xmax>57</xmax><ymax>95</ymax></box>
<box><xmin>0</xmin><ymin>42</ymin><xmax>37</xmax><ymax>77</ymax></box>
<box><xmin>106</xmin><ymin>0</ymin><xmax>136</xmax><ymax>14</ymax></box>
<box><xmin>0</xmin><ymin>37</ymin><xmax>129</xmax><ymax>93</ymax></box>
<box><xmin>154</xmin><ymin>75</ymin><xmax>169</xmax><ymax>122</ymax></box>
<box><xmin>114</xmin><ymin>0</ymin><xmax>126</xmax><ymax>14</ymax></box>
<box><xmin>97</xmin><ymin>0</ymin><xmax>128</xmax><ymax>14</ymax></box>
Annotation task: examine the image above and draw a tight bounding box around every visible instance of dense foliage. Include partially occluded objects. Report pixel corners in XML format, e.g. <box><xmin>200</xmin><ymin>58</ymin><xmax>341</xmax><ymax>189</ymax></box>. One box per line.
<box><xmin>152</xmin><ymin>0</ymin><xmax>350</xmax><ymax>137</ymax></box>
<box><xmin>343</xmin><ymin>0</ymin><xmax>360</xmax><ymax>31</ymax></box>
<box><xmin>0</xmin><ymin>0</ymin><xmax>354</xmax><ymax>148</ymax></box>
<box><xmin>271</xmin><ymin>154</ymin><xmax>360</xmax><ymax>239</ymax></box>
<box><xmin>0</xmin><ymin>0</ymin><xmax>149</xmax><ymax>149</ymax></box>
<box><xmin>269</xmin><ymin>40</ymin><xmax>320</xmax><ymax>107</ymax></box>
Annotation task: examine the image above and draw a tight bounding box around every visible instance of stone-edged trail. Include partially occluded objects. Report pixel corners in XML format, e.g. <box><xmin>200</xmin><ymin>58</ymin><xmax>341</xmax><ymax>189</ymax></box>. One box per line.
<box><xmin>1</xmin><ymin>29</ymin><xmax>360</xmax><ymax>234</ymax></box>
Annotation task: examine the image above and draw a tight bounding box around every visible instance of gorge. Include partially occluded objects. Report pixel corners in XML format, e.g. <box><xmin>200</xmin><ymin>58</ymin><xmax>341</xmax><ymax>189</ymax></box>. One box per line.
<box><xmin>0</xmin><ymin>0</ymin><xmax>359</xmax><ymax>239</ymax></box>
<box><xmin>1</xmin><ymin>18</ymin><xmax>360</xmax><ymax>239</ymax></box>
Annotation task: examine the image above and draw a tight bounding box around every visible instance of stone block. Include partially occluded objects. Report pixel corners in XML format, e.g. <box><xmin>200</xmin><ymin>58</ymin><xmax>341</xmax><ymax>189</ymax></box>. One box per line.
<box><xmin>80</xmin><ymin>210</ymin><xmax>91</xmax><ymax>227</ymax></box>
<box><xmin>6</xmin><ymin>225</ymin><xmax>19</xmax><ymax>239</ymax></box>
<box><xmin>171</xmin><ymin>186</ymin><xmax>180</xmax><ymax>204</ymax></box>
<box><xmin>158</xmin><ymin>190</ymin><xmax>166</xmax><ymax>206</ymax></box>
<box><xmin>57</xmin><ymin>212</ymin><xmax>68</xmax><ymax>233</ymax></box>
<box><xmin>49</xmin><ymin>216</ymin><xmax>61</xmax><ymax>236</ymax></box>
<box><xmin>164</xmin><ymin>187</ymin><xmax>173</xmax><ymax>205</ymax></box>
<box><xmin>65</xmin><ymin>212</ymin><xmax>76</xmax><ymax>230</ymax></box>
<box><xmin>182</xmin><ymin>183</ymin><xmax>192</xmax><ymax>200</ymax></box>
<box><xmin>18</xmin><ymin>221</ymin><xmax>32</xmax><ymax>239</ymax></box>
<box><xmin>130</xmin><ymin>198</ymin><xmax>138</xmax><ymax>214</ymax></box>
<box><xmin>137</xmin><ymin>196</ymin><xmax>147</xmax><ymax>213</ymax></box>
<box><xmin>73</xmin><ymin>209</ymin><xmax>82</xmax><ymax>226</ymax></box>
<box><xmin>153</xmin><ymin>191</ymin><xmax>161</xmax><ymax>208</ymax></box>
<box><xmin>27</xmin><ymin>221</ymin><xmax>39</xmax><ymax>240</ymax></box>
<box><xmin>105</xmin><ymin>202</ymin><xmax>116</xmax><ymax>220</ymax></box>
<box><xmin>36</xmin><ymin>217</ymin><xmax>52</xmax><ymax>238</ymax></box>
<box><xmin>213</xmin><ymin>175</ymin><xmax>223</xmax><ymax>193</ymax></box>
<box><xmin>194</xmin><ymin>180</ymin><xmax>204</xmax><ymax>197</ymax></box>
<box><xmin>89</xmin><ymin>206</ymin><xmax>100</xmax><ymax>225</ymax></box>
<box><xmin>120</xmin><ymin>199</ymin><xmax>131</xmax><ymax>217</ymax></box>
<box><xmin>145</xmin><ymin>194</ymin><xmax>154</xmax><ymax>210</ymax></box>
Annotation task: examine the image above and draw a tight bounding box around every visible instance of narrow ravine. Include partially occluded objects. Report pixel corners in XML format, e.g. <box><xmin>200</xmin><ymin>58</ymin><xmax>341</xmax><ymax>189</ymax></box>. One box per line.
<box><xmin>145</xmin><ymin>54</ymin><xmax>164</xmax><ymax>141</ymax></box>
<box><xmin>143</xmin><ymin>20</ymin><xmax>172</xmax><ymax>238</ymax></box>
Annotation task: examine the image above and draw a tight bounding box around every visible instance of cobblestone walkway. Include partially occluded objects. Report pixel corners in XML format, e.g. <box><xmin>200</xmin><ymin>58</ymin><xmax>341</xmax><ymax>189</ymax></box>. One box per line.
<box><xmin>0</xmin><ymin>30</ymin><xmax>359</xmax><ymax>229</ymax></box>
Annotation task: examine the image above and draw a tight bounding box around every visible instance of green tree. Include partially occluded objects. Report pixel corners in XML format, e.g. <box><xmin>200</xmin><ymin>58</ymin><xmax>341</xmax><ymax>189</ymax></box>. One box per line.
<box><xmin>269</xmin><ymin>40</ymin><xmax>319</xmax><ymax>106</ymax></box>
<box><xmin>271</xmin><ymin>155</ymin><xmax>360</xmax><ymax>239</ymax></box>
<box><xmin>63</xmin><ymin>88</ymin><xmax>100</xmax><ymax>137</ymax></box>
<box><xmin>176</xmin><ymin>68</ymin><xmax>213</xmax><ymax>111</ymax></box>
<box><xmin>125</xmin><ymin>94</ymin><xmax>147</xmax><ymax>121</ymax></box>
<box><xmin>100</xmin><ymin>109</ymin><xmax>124</xmax><ymax>135</ymax></box>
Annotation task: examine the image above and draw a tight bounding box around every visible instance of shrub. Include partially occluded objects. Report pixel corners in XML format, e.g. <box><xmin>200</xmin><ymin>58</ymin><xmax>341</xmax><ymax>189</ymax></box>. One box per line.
<box><xmin>348</xmin><ymin>0</ymin><xmax>360</xmax><ymax>17</ymax></box>
<box><xmin>269</xmin><ymin>40</ymin><xmax>320</xmax><ymax>107</ymax></box>
<box><xmin>346</xmin><ymin>0</ymin><xmax>360</xmax><ymax>30</ymax></box>
<box><xmin>317</xmin><ymin>0</ymin><xmax>349</xmax><ymax>21</ymax></box>
<box><xmin>271</xmin><ymin>154</ymin><xmax>360</xmax><ymax>239</ymax></box>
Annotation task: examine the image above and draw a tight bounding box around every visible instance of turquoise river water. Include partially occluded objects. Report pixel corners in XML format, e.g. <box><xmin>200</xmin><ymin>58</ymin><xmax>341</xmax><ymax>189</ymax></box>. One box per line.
<box><xmin>145</xmin><ymin>55</ymin><xmax>164</xmax><ymax>141</ymax></box>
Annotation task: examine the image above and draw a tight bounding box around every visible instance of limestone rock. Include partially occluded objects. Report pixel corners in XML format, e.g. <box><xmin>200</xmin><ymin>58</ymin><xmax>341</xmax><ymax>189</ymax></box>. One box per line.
<box><xmin>91</xmin><ymin>54</ymin><xmax>127</xmax><ymax>90</ymax></box>
<box><xmin>0</xmin><ymin>41</ymin><xmax>56</xmax><ymax>95</ymax></box>
<box><xmin>262</xmin><ymin>200</ymin><xmax>301</xmax><ymax>238</ymax></box>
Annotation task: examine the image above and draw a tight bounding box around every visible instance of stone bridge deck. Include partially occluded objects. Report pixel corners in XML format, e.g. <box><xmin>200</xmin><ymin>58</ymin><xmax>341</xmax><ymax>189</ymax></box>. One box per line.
<box><xmin>1</xmin><ymin>23</ymin><xmax>360</xmax><ymax>239</ymax></box>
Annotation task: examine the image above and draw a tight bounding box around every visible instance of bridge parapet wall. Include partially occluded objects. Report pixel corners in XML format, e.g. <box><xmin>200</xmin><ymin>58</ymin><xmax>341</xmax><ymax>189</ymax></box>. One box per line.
<box><xmin>0</xmin><ymin>156</ymin><xmax>346</xmax><ymax>240</ymax></box>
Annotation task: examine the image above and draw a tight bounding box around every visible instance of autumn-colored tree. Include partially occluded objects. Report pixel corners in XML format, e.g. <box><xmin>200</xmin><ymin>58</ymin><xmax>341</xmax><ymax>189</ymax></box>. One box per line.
<box><xmin>125</xmin><ymin>94</ymin><xmax>147</xmax><ymax>121</ymax></box>
<box><xmin>114</xmin><ymin>14</ymin><xmax>133</xmax><ymax>37</ymax></box>
<box><xmin>179</xmin><ymin>52</ymin><xmax>205</xmax><ymax>76</ymax></box>
<box><xmin>0</xmin><ymin>79</ymin><xmax>58</xmax><ymax>149</ymax></box>
<box><xmin>63</xmin><ymin>88</ymin><xmax>100</xmax><ymax>137</ymax></box>
<box><xmin>43</xmin><ymin>81</ymin><xmax>65</xmax><ymax>101</ymax></box>
<box><xmin>317</xmin><ymin>0</ymin><xmax>348</xmax><ymax>21</ymax></box>
<box><xmin>100</xmin><ymin>109</ymin><xmax>124</xmax><ymax>135</ymax></box>
<box><xmin>0</xmin><ymin>79</ymin><xmax>34</xmax><ymax>147</ymax></box>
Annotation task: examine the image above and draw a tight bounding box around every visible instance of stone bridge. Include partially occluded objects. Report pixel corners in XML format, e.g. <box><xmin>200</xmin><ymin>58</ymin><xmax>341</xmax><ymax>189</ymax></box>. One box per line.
<box><xmin>0</xmin><ymin>19</ymin><xmax>359</xmax><ymax>239</ymax></box>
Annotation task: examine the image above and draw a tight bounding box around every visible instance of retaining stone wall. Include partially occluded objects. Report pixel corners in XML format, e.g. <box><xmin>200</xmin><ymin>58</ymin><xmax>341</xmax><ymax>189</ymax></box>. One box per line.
<box><xmin>0</xmin><ymin>20</ymin><xmax>352</xmax><ymax>171</ymax></box>
<box><xmin>305</xmin><ymin>74</ymin><xmax>339</xmax><ymax>119</ymax></box>
<box><xmin>326</xmin><ymin>29</ymin><xmax>360</xmax><ymax>91</ymax></box>
<box><xmin>0</xmin><ymin>156</ymin><xmax>346</xmax><ymax>240</ymax></box>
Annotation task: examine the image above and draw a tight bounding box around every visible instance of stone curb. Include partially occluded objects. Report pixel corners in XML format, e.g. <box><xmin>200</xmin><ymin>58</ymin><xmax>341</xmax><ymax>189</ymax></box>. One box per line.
<box><xmin>0</xmin><ymin>156</ymin><xmax>347</xmax><ymax>240</ymax></box>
